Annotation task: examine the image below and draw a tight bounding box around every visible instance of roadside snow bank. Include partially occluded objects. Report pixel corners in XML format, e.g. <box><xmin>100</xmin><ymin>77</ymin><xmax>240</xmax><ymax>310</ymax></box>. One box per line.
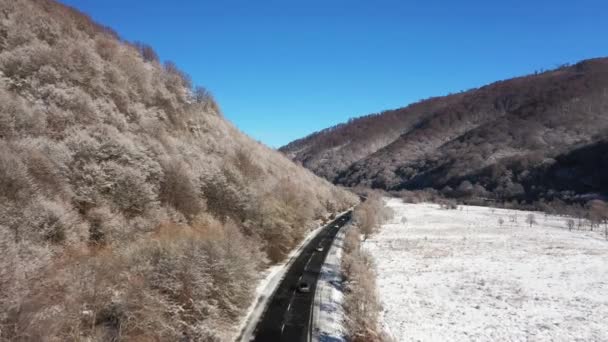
<box><xmin>312</xmin><ymin>227</ymin><xmax>347</xmax><ymax>342</ymax></box>
<box><xmin>364</xmin><ymin>198</ymin><xmax>608</xmax><ymax>342</ymax></box>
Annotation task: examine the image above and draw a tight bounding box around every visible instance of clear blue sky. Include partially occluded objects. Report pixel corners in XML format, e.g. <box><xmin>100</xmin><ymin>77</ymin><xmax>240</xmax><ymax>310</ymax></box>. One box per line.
<box><xmin>60</xmin><ymin>0</ymin><xmax>607</xmax><ymax>148</ymax></box>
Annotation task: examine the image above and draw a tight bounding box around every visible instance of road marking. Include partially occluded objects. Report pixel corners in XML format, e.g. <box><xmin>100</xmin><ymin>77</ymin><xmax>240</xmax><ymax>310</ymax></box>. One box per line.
<box><xmin>281</xmin><ymin>323</ymin><xmax>285</xmax><ymax>334</ymax></box>
<box><xmin>287</xmin><ymin>302</ymin><xmax>291</xmax><ymax>311</ymax></box>
<box><xmin>304</xmin><ymin>255</ymin><xmax>314</xmax><ymax>271</ymax></box>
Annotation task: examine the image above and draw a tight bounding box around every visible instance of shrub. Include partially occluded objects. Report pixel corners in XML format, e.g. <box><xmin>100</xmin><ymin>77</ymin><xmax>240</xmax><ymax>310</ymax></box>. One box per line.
<box><xmin>193</xmin><ymin>86</ymin><xmax>221</xmax><ymax>114</ymax></box>
<box><xmin>85</xmin><ymin>205</ymin><xmax>126</xmax><ymax>245</ymax></box>
<box><xmin>0</xmin><ymin>89</ymin><xmax>46</xmax><ymax>138</ymax></box>
<box><xmin>24</xmin><ymin>199</ymin><xmax>85</xmax><ymax>244</ymax></box>
<box><xmin>342</xmin><ymin>197</ymin><xmax>393</xmax><ymax>341</ymax></box>
<box><xmin>438</xmin><ymin>198</ymin><xmax>458</xmax><ymax>210</ymax></box>
<box><xmin>22</xmin><ymin>149</ymin><xmax>67</xmax><ymax>197</ymax></box>
<box><xmin>342</xmin><ymin>224</ymin><xmax>391</xmax><ymax>342</ymax></box>
<box><xmin>232</xmin><ymin>148</ymin><xmax>263</xmax><ymax>182</ymax></box>
<box><xmin>164</xmin><ymin>60</ymin><xmax>191</xmax><ymax>90</ymax></box>
<box><xmin>354</xmin><ymin>194</ymin><xmax>392</xmax><ymax>239</ymax></box>
<box><xmin>0</xmin><ymin>143</ymin><xmax>33</xmax><ymax>203</ymax></box>
<box><xmin>256</xmin><ymin>198</ymin><xmax>296</xmax><ymax>262</ymax></box>
<box><xmin>159</xmin><ymin>159</ymin><xmax>203</xmax><ymax>220</ymax></box>
<box><xmin>94</xmin><ymin>35</ymin><xmax>119</xmax><ymax>61</ymax></box>
<box><xmin>103</xmin><ymin>162</ymin><xmax>156</xmax><ymax>215</ymax></box>
<box><xmin>202</xmin><ymin>169</ymin><xmax>251</xmax><ymax>223</ymax></box>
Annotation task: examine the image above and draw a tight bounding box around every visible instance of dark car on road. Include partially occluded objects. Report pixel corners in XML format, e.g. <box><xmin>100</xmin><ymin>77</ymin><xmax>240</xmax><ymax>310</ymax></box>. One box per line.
<box><xmin>297</xmin><ymin>281</ymin><xmax>310</xmax><ymax>293</ymax></box>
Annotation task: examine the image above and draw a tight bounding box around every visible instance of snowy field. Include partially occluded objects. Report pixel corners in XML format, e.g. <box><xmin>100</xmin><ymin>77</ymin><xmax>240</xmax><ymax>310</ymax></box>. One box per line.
<box><xmin>364</xmin><ymin>198</ymin><xmax>608</xmax><ymax>342</ymax></box>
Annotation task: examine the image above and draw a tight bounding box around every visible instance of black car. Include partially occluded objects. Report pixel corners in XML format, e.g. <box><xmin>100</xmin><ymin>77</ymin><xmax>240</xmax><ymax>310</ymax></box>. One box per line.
<box><xmin>297</xmin><ymin>281</ymin><xmax>310</xmax><ymax>293</ymax></box>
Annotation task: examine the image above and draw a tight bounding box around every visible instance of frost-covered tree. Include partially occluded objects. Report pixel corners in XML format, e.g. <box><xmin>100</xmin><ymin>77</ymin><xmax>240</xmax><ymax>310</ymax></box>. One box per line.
<box><xmin>0</xmin><ymin>1</ymin><xmax>358</xmax><ymax>340</ymax></box>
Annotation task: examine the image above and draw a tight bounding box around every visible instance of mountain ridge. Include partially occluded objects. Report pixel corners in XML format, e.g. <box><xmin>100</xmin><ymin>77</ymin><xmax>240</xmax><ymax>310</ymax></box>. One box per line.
<box><xmin>282</xmin><ymin>57</ymin><xmax>608</xmax><ymax>203</ymax></box>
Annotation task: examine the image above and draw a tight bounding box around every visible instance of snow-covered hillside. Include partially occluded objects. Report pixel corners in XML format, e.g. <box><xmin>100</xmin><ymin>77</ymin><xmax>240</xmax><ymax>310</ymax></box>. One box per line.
<box><xmin>364</xmin><ymin>199</ymin><xmax>608</xmax><ymax>342</ymax></box>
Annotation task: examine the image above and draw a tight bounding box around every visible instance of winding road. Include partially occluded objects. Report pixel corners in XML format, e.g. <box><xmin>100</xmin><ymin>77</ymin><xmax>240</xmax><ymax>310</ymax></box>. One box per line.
<box><xmin>250</xmin><ymin>211</ymin><xmax>352</xmax><ymax>342</ymax></box>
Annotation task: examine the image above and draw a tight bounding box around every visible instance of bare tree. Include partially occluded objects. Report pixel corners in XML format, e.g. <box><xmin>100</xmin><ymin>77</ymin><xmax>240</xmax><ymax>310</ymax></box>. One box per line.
<box><xmin>526</xmin><ymin>213</ymin><xmax>537</xmax><ymax>228</ymax></box>
<box><xmin>133</xmin><ymin>41</ymin><xmax>159</xmax><ymax>63</ymax></box>
<box><xmin>577</xmin><ymin>217</ymin><xmax>585</xmax><ymax>231</ymax></box>
<box><xmin>567</xmin><ymin>219</ymin><xmax>575</xmax><ymax>231</ymax></box>
<box><xmin>587</xmin><ymin>200</ymin><xmax>608</xmax><ymax>238</ymax></box>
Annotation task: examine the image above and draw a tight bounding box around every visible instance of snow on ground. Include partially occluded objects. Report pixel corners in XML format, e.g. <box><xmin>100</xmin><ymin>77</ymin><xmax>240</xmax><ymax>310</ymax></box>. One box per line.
<box><xmin>312</xmin><ymin>226</ymin><xmax>347</xmax><ymax>342</ymax></box>
<box><xmin>364</xmin><ymin>198</ymin><xmax>608</xmax><ymax>342</ymax></box>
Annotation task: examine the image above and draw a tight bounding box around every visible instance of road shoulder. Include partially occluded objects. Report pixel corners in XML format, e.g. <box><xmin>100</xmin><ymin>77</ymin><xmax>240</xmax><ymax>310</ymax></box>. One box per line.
<box><xmin>311</xmin><ymin>225</ymin><xmax>348</xmax><ymax>341</ymax></box>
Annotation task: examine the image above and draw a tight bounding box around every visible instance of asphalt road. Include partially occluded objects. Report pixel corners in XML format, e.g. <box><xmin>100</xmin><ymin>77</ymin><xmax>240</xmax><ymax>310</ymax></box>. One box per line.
<box><xmin>250</xmin><ymin>211</ymin><xmax>352</xmax><ymax>342</ymax></box>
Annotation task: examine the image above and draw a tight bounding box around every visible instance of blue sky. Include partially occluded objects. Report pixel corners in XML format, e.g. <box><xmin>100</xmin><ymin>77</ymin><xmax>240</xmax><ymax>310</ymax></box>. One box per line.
<box><xmin>60</xmin><ymin>0</ymin><xmax>607</xmax><ymax>147</ymax></box>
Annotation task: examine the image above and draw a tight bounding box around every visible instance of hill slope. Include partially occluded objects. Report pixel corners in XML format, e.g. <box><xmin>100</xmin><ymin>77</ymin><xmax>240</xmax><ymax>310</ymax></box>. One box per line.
<box><xmin>282</xmin><ymin>58</ymin><xmax>608</xmax><ymax>203</ymax></box>
<box><xmin>0</xmin><ymin>1</ymin><xmax>356</xmax><ymax>340</ymax></box>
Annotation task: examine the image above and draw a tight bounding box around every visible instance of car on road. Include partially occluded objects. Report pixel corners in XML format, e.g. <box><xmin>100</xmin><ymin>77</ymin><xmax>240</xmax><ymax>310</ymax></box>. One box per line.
<box><xmin>297</xmin><ymin>281</ymin><xmax>310</xmax><ymax>293</ymax></box>
<box><xmin>316</xmin><ymin>245</ymin><xmax>324</xmax><ymax>252</ymax></box>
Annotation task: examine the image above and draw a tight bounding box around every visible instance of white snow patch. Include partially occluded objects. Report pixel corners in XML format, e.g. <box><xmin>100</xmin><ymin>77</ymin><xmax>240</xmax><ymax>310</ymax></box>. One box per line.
<box><xmin>364</xmin><ymin>198</ymin><xmax>608</xmax><ymax>342</ymax></box>
<box><xmin>312</xmin><ymin>226</ymin><xmax>347</xmax><ymax>342</ymax></box>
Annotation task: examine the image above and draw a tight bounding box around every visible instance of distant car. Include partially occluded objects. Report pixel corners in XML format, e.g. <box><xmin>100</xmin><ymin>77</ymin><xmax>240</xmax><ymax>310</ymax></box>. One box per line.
<box><xmin>297</xmin><ymin>281</ymin><xmax>310</xmax><ymax>293</ymax></box>
<box><xmin>316</xmin><ymin>245</ymin><xmax>324</xmax><ymax>252</ymax></box>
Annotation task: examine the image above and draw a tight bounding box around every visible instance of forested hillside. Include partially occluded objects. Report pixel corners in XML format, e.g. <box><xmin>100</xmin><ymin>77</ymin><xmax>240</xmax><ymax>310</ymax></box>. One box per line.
<box><xmin>0</xmin><ymin>1</ymin><xmax>356</xmax><ymax>340</ymax></box>
<box><xmin>282</xmin><ymin>58</ymin><xmax>608</xmax><ymax>204</ymax></box>
<box><xmin>281</xmin><ymin>92</ymin><xmax>466</xmax><ymax>181</ymax></box>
